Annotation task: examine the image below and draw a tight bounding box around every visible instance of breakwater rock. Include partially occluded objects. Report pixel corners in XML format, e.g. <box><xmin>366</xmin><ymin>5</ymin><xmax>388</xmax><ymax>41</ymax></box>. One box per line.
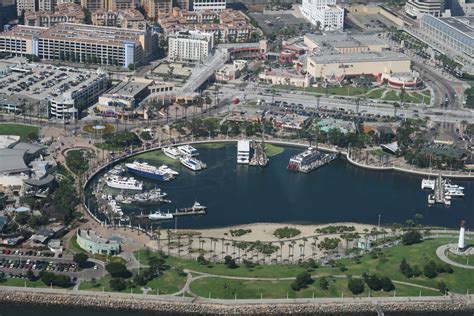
<box><xmin>0</xmin><ymin>288</ymin><xmax>473</xmax><ymax>315</ymax></box>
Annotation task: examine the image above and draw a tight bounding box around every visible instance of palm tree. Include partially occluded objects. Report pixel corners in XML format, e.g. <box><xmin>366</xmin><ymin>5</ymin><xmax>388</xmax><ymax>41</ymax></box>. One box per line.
<box><xmin>279</xmin><ymin>241</ymin><xmax>284</xmax><ymax>262</ymax></box>
<box><xmin>220</xmin><ymin>237</ymin><xmax>225</xmax><ymax>260</ymax></box>
<box><xmin>177</xmin><ymin>235</ymin><xmax>182</xmax><ymax>258</ymax></box>
<box><xmin>167</xmin><ymin>230</ymin><xmax>171</xmax><ymax>256</ymax></box>
<box><xmin>198</xmin><ymin>236</ymin><xmax>202</xmax><ymax>252</ymax></box>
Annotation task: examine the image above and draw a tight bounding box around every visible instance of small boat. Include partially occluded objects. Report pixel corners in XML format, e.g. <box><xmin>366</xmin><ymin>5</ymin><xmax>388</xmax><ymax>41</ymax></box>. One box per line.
<box><xmin>158</xmin><ymin>165</ymin><xmax>179</xmax><ymax>176</ymax></box>
<box><xmin>180</xmin><ymin>155</ymin><xmax>206</xmax><ymax>171</ymax></box>
<box><xmin>421</xmin><ymin>179</ymin><xmax>435</xmax><ymax>190</ymax></box>
<box><xmin>148</xmin><ymin>211</ymin><xmax>174</xmax><ymax>220</ymax></box>
<box><xmin>106</xmin><ymin>175</ymin><xmax>143</xmax><ymax>190</ymax></box>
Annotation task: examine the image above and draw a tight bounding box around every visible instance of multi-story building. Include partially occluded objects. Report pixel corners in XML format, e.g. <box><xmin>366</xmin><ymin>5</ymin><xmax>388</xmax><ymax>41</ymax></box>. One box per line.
<box><xmin>80</xmin><ymin>0</ymin><xmax>105</xmax><ymax>11</ymax></box>
<box><xmin>25</xmin><ymin>3</ymin><xmax>85</xmax><ymax>27</ymax></box>
<box><xmin>420</xmin><ymin>15</ymin><xmax>473</xmax><ymax>59</ymax></box>
<box><xmin>451</xmin><ymin>0</ymin><xmax>474</xmax><ymax>16</ymax></box>
<box><xmin>159</xmin><ymin>8</ymin><xmax>257</xmax><ymax>43</ymax></box>
<box><xmin>405</xmin><ymin>0</ymin><xmax>445</xmax><ymax>18</ymax></box>
<box><xmin>92</xmin><ymin>8</ymin><xmax>146</xmax><ymax>29</ymax></box>
<box><xmin>191</xmin><ymin>0</ymin><xmax>226</xmax><ymax>12</ymax></box>
<box><xmin>0</xmin><ymin>23</ymin><xmax>155</xmax><ymax>67</ymax></box>
<box><xmin>141</xmin><ymin>0</ymin><xmax>173</xmax><ymax>20</ymax></box>
<box><xmin>16</xmin><ymin>0</ymin><xmax>36</xmax><ymax>16</ymax></box>
<box><xmin>301</xmin><ymin>0</ymin><xmax>344</xmax><ymax>30</ymax></box>
<box><xmin>106</xmin><ymin>0</ymin><xmax>133</xmax><ymax>10</ymax></box>
<box><xmin>168</xmin><ymin>30</ymin><xmax>214</xmax><ymax>62</ymax></box>
<box><xmin>76</xmin><ymin>229</ymin><xmax>120</xmax><ymax>255</ymax></box>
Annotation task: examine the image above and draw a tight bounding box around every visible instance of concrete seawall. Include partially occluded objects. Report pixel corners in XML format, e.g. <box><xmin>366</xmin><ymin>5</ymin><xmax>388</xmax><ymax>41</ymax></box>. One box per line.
<box><xmin>0</xmin><ymin>287</ymin><xmax>473</xmax><ymax>315</ymax></box>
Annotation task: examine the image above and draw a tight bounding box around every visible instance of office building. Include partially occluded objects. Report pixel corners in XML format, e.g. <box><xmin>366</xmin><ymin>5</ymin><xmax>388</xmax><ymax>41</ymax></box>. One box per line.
<box><xmin>92</xmin><ymin>8</ymin><xmax>146</xmax><ymax>29</ymax></box>
<box><xmin>0</xmin><ymin>23</ymin><xmax>154</xmax><ymax>67</ymax></box>
<box><xmin>168</xmin><ymin>30</ymin><xmax>214</xmax><ymax>62</ymax></box>
<box><xmin>25</xmin><ymin>3</ymin><xmax>85</xmax><ymax>27</ymax></box>
<box><xmin>304</xmin><ymin>33</ymin><xmax>390</xmax><ymax>53</ymax></box>
<box><xmin>405</xmin><ymin>0</ymin><xmax>445</xmax><ymax>18</ymax></box>
<box><xmin>301</xmin><ymin>0</ymin><xmax>344</xmax><ymax>30</ymax></box>
<box><xmin>420</xmin><ymin>15</ymin><xmax>473</xmax><ymax>58</ymax></box>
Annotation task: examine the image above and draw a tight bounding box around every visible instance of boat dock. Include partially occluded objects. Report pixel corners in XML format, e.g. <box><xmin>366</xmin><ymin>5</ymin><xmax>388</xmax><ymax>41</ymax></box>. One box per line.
<box><xmin>135</xmin><ymin>202</ymin><xmax>207</xmax><ymax>219</ymax></box>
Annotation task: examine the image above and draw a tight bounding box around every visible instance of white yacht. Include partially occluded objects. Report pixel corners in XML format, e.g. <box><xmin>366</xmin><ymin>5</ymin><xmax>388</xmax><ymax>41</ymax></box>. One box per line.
<box><xmin>148</xmin><ymin>211</ymin><xmax>174</xmax><ymax>221</ymax></box>
<box><xmin>180</xmin><ymin>155</ymin><xmax>206</xmax><ymax>171</ymax></box>
<box><xmin>421</xmin><ymin>179</ymin><xmax>435</xmax><ymax>190</ymax></box>
<box><xmin>158</xmin><ymin>165</ymin><xmax>179</xmax><ymax>176</ymax></box>
<box><xmin>162</xmin><ymin>147</ymin><xmax>182</xmax><ymax>160</ymax></box>
<box><xmin>237</xmin><ymin>140</ymin><xmax>251</xmax><ymax>164</ymax></box>
<box><xmin>106</xmin><ymin>175</ymin><xmax>143</xmax><ymax>191</ymax></box>
<box><xmin>445</xmin><ymin>189</ymin><xmax>465</xmax><ymax>197</ymax></box>
<box><xmin>178</xmin><ymin>144</ymin><xmax>199</xmax><ymax>157</ymax></box>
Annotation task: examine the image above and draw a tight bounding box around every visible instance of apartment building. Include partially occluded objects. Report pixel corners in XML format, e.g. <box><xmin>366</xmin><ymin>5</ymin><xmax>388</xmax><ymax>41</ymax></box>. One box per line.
<box><xmin>191</xmin><ymin>0</ymin><xmax>226</xmax><ymax>12</ymax></box>
<box><xmin>0</xmin><ymin>23</ymin><xmax>154</xmax><ymax>67</ymax></box>
<box><xmin>301</xmin><ymin>0</ymin><xmax>344</xmax><ymax>30</ymax></box>
<box><xmin>168</xmin><ymin>30</ymin><xmax>214</xmax><ymax>62</ymax></box>
<box><xmin>25</xmin><ymin>3</ymin><xmax>85</xmax><ymax>27</ymax></box>
<box><xmin>92</xmin><ymin>8</ymin><xmax>146</xmax><ymax>29</ymax></box>
<box><xmin>141</xmin><ymin>0</ymin><xmax>173</xmax><ymax>20</ymax></box>
<box><xmin>16</xmin><ymin>0</ymin><xmax>36</xmax><ymax>16</ymax></box>
<box><xmin>159</xmin><ymin>8</ymin><xmax>257</xmax><ymax>43</ymax></box>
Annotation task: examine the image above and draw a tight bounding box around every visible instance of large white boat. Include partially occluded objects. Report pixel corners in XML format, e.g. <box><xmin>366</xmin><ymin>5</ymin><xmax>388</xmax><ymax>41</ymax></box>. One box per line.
<box><xmin>287</xmin><ymin>147</ymin><xmax>338</xmax><ymax>173</ymax></box>
<box><xmin>162</xmin><ymin>147</ymin><xmax>182</xmax><ymax>160</ymax></box>
<box><xmin>421</xmin><ymin>179</ymin><xmax>435</xmax><ymax>190</ymax></box>
<box><xmin>237</xmin><ymin>140</ymin><xmax>251</xmax><ymax>164</ymax></box>
<box><xmin>106</xmin><ymin>175</ymin><xmax>143</xmax><ymax>190</ymax></box>
<box><xmin>178</xmin><ymin>145</ymin><xmax>199</xmax><ymax>157</ymax></box>
<box><xmin>125</xmin><ymin>161</ymin><xmax>174</xmax><ymax>181</ymax></box>
<box><xmin>148</xmin><ymin>211</ymin><xmax>173</xmax><ymax>221</ymax></box>
<box><xmin>158</xmin><ymin>165</ymin><xmax>179</xmax><ymax>176</ymax></box>
<box><xmin>180</xmin><ymin>155</ymin><xmax>207</xmax><ymax>171</ymax></box>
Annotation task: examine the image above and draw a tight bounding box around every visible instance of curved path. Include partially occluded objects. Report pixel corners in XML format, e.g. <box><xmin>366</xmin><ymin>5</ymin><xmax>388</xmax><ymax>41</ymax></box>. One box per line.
<box><xmin>436</xmin><ymin>245</ymin><xmax>474</xmax><ymax>270</ymax></box>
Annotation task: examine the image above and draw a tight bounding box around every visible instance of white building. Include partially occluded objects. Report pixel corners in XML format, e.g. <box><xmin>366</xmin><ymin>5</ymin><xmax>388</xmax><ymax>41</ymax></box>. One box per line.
<box><xmin>192</xmin><ymin>0</ymin><xmax>226</xmax><ymax>12</ymax></box>
<box><xmin>168</xmin><ymin>30</ymin><xmax>214</xmax><ymax>62</ymax></box>
<box><xmin>301</xmin><ymin>0</ymin><xmax>344</xmax><ymax>30</ymax></box>
<box><xmin>405</xmin><ymin>0</ymin><xmax>445</xmax><ymax>18</ymax></box>
<box><xmin>16</xmin><ymin>0</ymin><xmax>36</xmax><ymax>16</ymax></box>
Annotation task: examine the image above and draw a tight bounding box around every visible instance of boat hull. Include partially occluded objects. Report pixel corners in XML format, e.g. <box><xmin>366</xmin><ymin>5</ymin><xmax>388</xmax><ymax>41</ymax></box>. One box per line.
<box><xmin>127</xmin><ymin>167</ymin><xmax>171</xmax><ymax>181</ymax></box>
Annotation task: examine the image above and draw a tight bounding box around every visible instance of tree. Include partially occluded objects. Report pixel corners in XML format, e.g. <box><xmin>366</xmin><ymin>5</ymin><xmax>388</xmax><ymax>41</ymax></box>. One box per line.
<box><xmin>380</xmin><ymin>276</ymin><xmax>395</xmax><ymax>292</ymax></box>
<box><xmin>423</xmin><ymin>261</ymin><xmax>438</xmax><ymax>279</ymax></box>
<box><xmin>399</xmin><ymin>258</ymin><xmax>413</xmax><ymax>278</ymax></box>
<box><xmin>363</xmin><ymin>273</ymin><xmax>382</xmax><ymax>291</ymax></box>
<box><xmin>106</xmin><ymin>262</ymin><xmax>132</xmax><ymax>278</ymax></box>
<box><xmin>110</xmin><ymin>278</ymin><xmax>127</xmax><ymax>291</ymax></box>
<box><xmin>224</xmin><ymin>255</ymin><xmax>238</xmax><ymax>269</ymax></box>
<box><xmin>437</xmin><ymin>281</ymin><xmax>448</xmax><ymax>294</ymax></box>
<box><xmin>73</xmin><ymin>253</ymin><xmax>89</xmax><ymax>268</ymax></box>
<box><xmin>401</xmin><ymin>230</ymin><xmax>422</xmax><ymax>245</ymax></box>
<box><xmin>348</xmin><ymin>278</ymin><xmax>365</xmax><ymax>295</ymax></box>
<box><xmin>319</xmin><ymin>277</ymin><xmax>329</xmax><ymax>290</ymax></box>
<box><xmin>133</xmin><ymin>273</ymin><xmax>147</xmax><ymax>286</ymax></box>
<box><xmin>291</xmin><ymin>271</ymin><xmax>313</xmax><ymax>291</ymax></box>
<box><xmin>26</xmin><ymin>269</ymin><xmax>37</xmax><ymax>281</ymax></box>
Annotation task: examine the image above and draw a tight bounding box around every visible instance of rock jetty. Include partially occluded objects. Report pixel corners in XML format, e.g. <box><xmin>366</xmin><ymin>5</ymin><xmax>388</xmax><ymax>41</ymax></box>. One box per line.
<box><xmin>0</xmin><ymin>287</ymin><xmax>473</xmax><ymax>315</ymax></box>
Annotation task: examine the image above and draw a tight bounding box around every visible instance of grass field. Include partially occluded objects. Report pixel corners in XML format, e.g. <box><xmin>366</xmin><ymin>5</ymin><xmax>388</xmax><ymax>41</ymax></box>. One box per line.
<box><xmin>271</xmin><ymin>85</ymin><xmax>367</xmax><ymax>96</ymax></box>
<box><xmin>366</xmin><ymin>88</ymin><xmax>384</xmax><ymax>99</ymax></box>
<box><xmin>189</xmin><ymin>276</ymin><xmax>439</xmax><ymax>299</ymax></box>
<box><xmin>0</xmin><ymin>278</ymin><xmax>46</xmax><ymax>288</ymax></box>
<box><xmin>194</xmin><ymin>143</ymin><xmax>229</xmax><ymax>149</ymax></box>
<box><xmin>382</xmin><ymin>90</ymin><xmax>400</xmax><ymax>101</ymax></box>
<box><xmin>446</xmin><ymin>251</ymin><xmax>474</xmax><ymax>267</ymax></box>
<box><xmin>135</xmin><ymin>238</ymin><xmax>474</xmax><ymax>295</ymax></box>
<box><xmin>265</xmin><ymin>144</ymin><xmax>285</xmax><ymax>157</ymax></box>
<box><xmin>0</xmin><ymin>123</ymin><xmax>39</xmax><ymax>140</ymax></box>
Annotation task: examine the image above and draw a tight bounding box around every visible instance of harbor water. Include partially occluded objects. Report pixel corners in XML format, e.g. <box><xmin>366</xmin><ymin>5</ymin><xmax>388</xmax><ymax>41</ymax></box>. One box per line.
<box><xmin>88</xmin><ymin>143</ymin><xmax>474</xmax><ymax>229</ymax></box>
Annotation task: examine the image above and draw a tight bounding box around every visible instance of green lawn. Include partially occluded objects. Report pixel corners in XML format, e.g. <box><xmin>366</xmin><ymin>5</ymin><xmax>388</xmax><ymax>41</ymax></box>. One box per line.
<box><xmin>382</xmin><ymin>90</ymin><xmax>400</xmax><ymax>101</ymax></box>
<box><xmin>265</xmin><ymin>144</ymin><xmax>285</xmax><ymax>157</ymax></box>
<box><xmin>403</xmin><ymin>92</ymin><xmax>431</xmax><ymax>105</ymax></box>
<box><xmin>0</xmin><ymin>123</ymin><xmax>39</xmax><ymax>140</ymax></box>
<box><xmin>189</xmin><ymin>276</ymin><xmax>439</xmax><ymax>299</ymax></box>
<box><xmin>135</xmin><ymin>238</ymin><xmax>474</xmax><ymax>294</ymax></box>
<box><xmin>366</xmin><ymin>88</ymin><xmax>384</xmax><ymax>99</ymax></box>
<box><xmin>446</xmin><ymin>251</ymin><xmax>474</xmax><ymax>267</ymax></box>
<box><xmin>271</xmin><ymin>85</ymin><xmax>367</xmax><ymax>96</ymax></box>
<box><xmin>0</xmin><ymin>278</ymin><xmax>46</xmax><ymax>288</ymax></box>
<box><xmin>194</xmin><ymin>143</ymin><xmax>228</xmax><ymax>149</ymax></box>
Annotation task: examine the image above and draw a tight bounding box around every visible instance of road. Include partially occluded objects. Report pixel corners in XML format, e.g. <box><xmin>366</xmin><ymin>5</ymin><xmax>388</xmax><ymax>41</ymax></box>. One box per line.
<box><xmin>436</xmin><ymin>245</ymin><xmax>474</xmax><ymax>270</ymax></box>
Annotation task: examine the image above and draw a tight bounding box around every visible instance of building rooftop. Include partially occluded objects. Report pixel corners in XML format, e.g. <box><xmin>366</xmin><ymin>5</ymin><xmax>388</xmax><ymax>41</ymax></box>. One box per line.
<box><xmin>305</xmin><ymin>33</ymin><xmax>389</xmax><ymax>50</ymax></box>
<box><xmin>25</xmin><ymin>3</ymin><xmax>85</xmax><ymax>19</ymax></box>
<box><xmin>11</xmin><ymin>142</ymin><xmax>44</xmax><ymax>155</ymax></box>
<box><xmin>77</xmin><ymin>228</ymin><xmax>119</xmax><ymax>246</ymax></box>
<box><xmin>93</xmin><ymin>8</ymin><xmax>145</xmax><ymax>21</ymax></box>
<box><xmin>0</xmin><ymin>135</ymin><xmax>20</xmax><ymax>149</ymax></box>
<box><xmin>104</xmin><ymin>78</ymin><xmax>152</xmax><ymax>99</ymax></box>
<box><xmin>439</xmin><ymin>16</ymin><xmax>474</xmax><ymax>36</ymax></box>
<box><xmin>309</xmin><ymin>51</ymin><xmax>409</xmax><ymax>64</ymax></box>
<box><xmin>0</xmin><ymin>148</ymin><xmax>29</xmax><ymax>174</ymax></box>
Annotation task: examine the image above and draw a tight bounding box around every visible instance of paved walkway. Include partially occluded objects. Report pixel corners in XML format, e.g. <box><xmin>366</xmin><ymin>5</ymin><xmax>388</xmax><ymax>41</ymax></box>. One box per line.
<box><xmin>436</xmin><ymin>245</ymin><xmax>474</xmax><ymax>270</ymax></box>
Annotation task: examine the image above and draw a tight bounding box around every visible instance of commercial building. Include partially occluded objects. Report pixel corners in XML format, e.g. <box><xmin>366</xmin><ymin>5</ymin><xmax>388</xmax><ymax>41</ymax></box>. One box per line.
<box><xmin>306</xmin><ymin>51</ymin><xmax>411</xmax><ymax>79</ymax></box>
<box><xmin>420</xmin><ymin>15</ymin><xmax>473</xmax><ymax>59</ymax></box>
<box><xmin>451</xmin><ymin>0</ymin><xmax>474</xmax><ymax>16</ymax></box>
<box><xmin>0</xmin><ymin>23</ymin><xmax>155</xmax><ymax>67</ymax></box>
<box><xmin>16</xmin><ymin>0</ymin><xmax>36</xmax><ymax>16</ymax></box>
<box><xmin>258</xmin><ymin>69</ymin><xmax>311</xmax><ymax>87</ymax></box>
<box><xmin>168</xmin><ymin>30</ymin><xmax>214</xmax><ymax>62</ymax></box>
<box><xmin>141</xmin><ymin>0</ymin><xmax>173</xmax><ymax>20</ymax></box>
<box><xmin>0</xmin><ymin>63</ymin><xmax>109</xmax><ymax>120</ymax></box>
<box><xmin>92</xmin><ymin>8</ymin><xmax>146</xmax><ymax>30</ymax></box>
<box><xmin>300</xmin><ymin>0</ymin><xmax>344</xmax><ymax>30</ymax></box>
<box><xmin>25</xmin><ymin>3</ymin><xmax>85</xmax><ymax>27</ymax></box>
<box><xmin>215</xmin><ymin>60</ymin><xmax>246</xmax><ymax>82</ymax></box>
<box><xmin>405</xmin><ymin>0</ymin><xmax>445</xmax><ymax>18</ymax></box>
<box><xmin>159</xmin><ymin>9</ymin><xmax>257</xmax><ymax>43</ymax></box>
<box><xmin>192</xmin><ymin>0</ymin><xmax>226</xmax><ymax>12</ymax></box>
<box><xmin>98</xmin><ymin>77</ymin><xmax>153</xmax><ymax>110</ymax></box>
<box><xmin>76</xmin><ymin>228</ymin><xmax>120</xmax><ymax>255</ymax></box>
<box><xmin>304</xmin><ymin>33</ymin><xmax>390</xmax><ymax>53</ymax></box>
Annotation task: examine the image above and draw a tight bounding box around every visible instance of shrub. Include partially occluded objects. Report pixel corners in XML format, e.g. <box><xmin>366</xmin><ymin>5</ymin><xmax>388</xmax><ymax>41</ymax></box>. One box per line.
<box><xmin>319</xmin><ymin>277</ymin><xmax>329</xmax><ymax>290</ymax></box>
<box><xmin>230</xmin><ymin>229</ymin><xmax>251</xmax><ymax>237</ymax></box>
<box><xmin>348</xmin><ymin>278</ymin><xmax>365</xmax><ymax>295</ymax></box>
<box><xmin>291</xmin><ymin>271</ymin><xmax>313</xmax><ymax>291</ymax></box>
<box><xmin>73</xmin><ymin>253</ymin><xmax>89</xmax><ymax>268</ymax></box>
<box><xmin>133</xmin><ymin>274</ymin><xmax>146</xmax><ymax>286</ymax></box>
<box><xmin>110</xmin><ymin>278</ymin><xmax>127</xmax><ymax>291</ymax></box>
<box><xmin>39</xmin><ymin>271</ymin><xmax>72</xmax><ymax>288</ymax></box>
<box><xmin>400</xmin><ymin>258</ymin><xmax>413</xmax><ymax>278</ymax></box>
<box><xmin>197</xmin><ymin>254</ymin><xmax>209</xmax><ymax>266</ymax></box>
<box><xmin>437</xmin><ymin>281</ymin><xmax>448</xmax><ymax>294</ymax></box>
<box><xmin>363</xmin><ymin>273</ymin><xmax>382</xmax><ymax>291</ymax></box>
<box><xmin>273</xmin><ymin>227</ymin><xmax>301</xmax><ymax>239</ymax></box>
<box><xmin>402</xmin><ymin>230</ymin><xmax>422</xmax><ymax>245</ymax></box>
<box><xmin>224</xmin><ymin>255</ymin><xmax>238</xmax><ymax>269</ymax></box>
<box><xmin>380</xmin><ymin>276</ymin><xmax>395</xmax><ymax>292</ymax></box>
